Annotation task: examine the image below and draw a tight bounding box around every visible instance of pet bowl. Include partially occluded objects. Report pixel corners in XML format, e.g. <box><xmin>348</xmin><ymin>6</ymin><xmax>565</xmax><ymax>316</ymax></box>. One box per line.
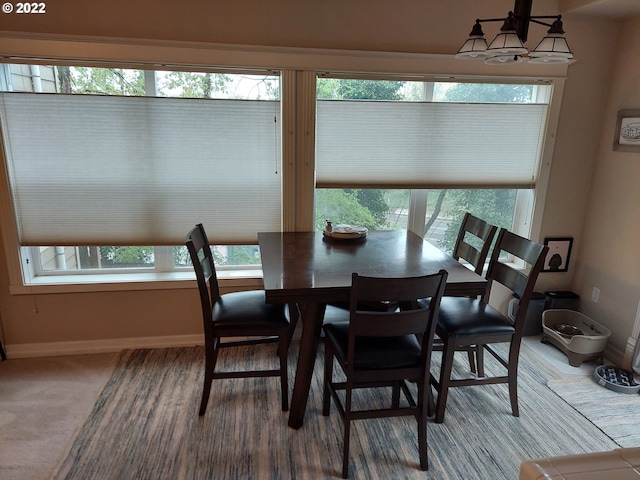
<box><xmin>542</xmin><ymin>310</ymin><xmax>610</xmax><ymax>367</ymax></box>
<box><xmin>552</xmin><ymin>324</ymin><xmax>584</xmax><ymax>338</ymax></box>
<box><xmin>593</xmin><ymin>365</ymin><xmax>640</xmax><ymax>394</ymax></box>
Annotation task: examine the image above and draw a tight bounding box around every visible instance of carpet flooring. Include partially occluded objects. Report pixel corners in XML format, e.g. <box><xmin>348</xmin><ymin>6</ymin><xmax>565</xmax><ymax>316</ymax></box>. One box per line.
<box><xmin>548</xmin><ymin>376</ymin><xmax>640</xmax><ymax>448</ymax></box>
<box><xmin>52</xmin><ymin>341</ymin><xmax>619</xmax><ymax>480</ymax></box>
<box><xmin>0</xmin><ymin>353</ymin><xmax>118</xmax><ymax>480</ymax></box>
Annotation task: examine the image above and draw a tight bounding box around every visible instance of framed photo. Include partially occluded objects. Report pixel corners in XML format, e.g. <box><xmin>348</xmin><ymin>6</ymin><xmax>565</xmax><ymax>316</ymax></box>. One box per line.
<box><xmin>614</xmin><ymin>109</ymin><xmax>640</xmax><ymax>152</ymax></box>
<box><xmin>542</xmin><ymin>237</ymin><xmax>573</xmax><ymax>272</ymax></box>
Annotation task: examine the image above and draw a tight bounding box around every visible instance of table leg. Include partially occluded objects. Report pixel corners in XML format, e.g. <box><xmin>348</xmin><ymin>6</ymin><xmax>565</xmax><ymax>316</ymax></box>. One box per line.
<box><xmin>288</xmin><ymin>302</ymin><xmax>325</xmax><ymax>429</ymax></box>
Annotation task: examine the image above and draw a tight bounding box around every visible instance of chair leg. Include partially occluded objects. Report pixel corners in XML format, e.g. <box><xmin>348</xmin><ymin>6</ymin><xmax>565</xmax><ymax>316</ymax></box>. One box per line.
<box><xmin>427</xmin><ymin>379</ymin><xmax>437</xmax><ymax>417</ymax></box>
<box><xmin>322</xmin><ymin>344</ymin><xmax>333</xmax><ymax>416</ymax></box>
<box><xmin>278</xmin><ymin>334</ymin><xmax>289</xmax><ymax>412</ymax></box>
<box><xmin>508</xmin><ymin>343</ymin><xmax>520</xmax><ymax>417</ymax></box>
<box><xmin>476</xmin><ymin>344</ymin><xmax>486</xmax><ymax>377</ymax></box>
<box><xmin>434</xmin><ymin>340</ymin><xmax>456</xmax><ymax>423</ymax></box>
<box><xmin>199</xmin><ymin>370</ymin><xmax>214</xmax><ymax>416</ymax></box>
<box><xmin>0</xmin><ymin>340</ymin><xmax>6</xmax><ymax>361</ymax></box>
<box><xmin>342</xmin><ymin>390</ymin><xmax>352</xmax><ymax>479</ymax></box>
<box><xmin>466</xmin><ymin>348</ymin><xmax>477</xmax><ymax>374</ymax></box>
<box><xmin>199</xmin><ymin>338</ymin><xmax>220</xmax><ymax>416</ymax></box>
<box><xmin>417</xmin><ymin>380</ymin><xmax>428</xmax><ymax>470</ymax></box>
<box><xmin>392</xmin><ymin>380</ymin><xmax>401</xmax><ymax>408</ymax></box>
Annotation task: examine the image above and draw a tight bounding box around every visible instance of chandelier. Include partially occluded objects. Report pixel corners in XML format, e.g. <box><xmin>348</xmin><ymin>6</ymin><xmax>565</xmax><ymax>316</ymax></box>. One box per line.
<box><xmin>455</xmin><ymin>0</ymin><xmax>573</xmax><ymax>65</ymax></box>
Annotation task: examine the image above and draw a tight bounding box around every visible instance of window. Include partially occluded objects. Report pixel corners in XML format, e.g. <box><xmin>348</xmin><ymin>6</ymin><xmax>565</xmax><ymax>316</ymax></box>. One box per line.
<box><xmin>0</xmin><ymin>65</ymin><xmax>279</xmax><ymax>280</ymax></box>
<box><xmin>314</xmin><ymin>77</ymin><xmax>550</xmax><ymax>253</ymax></box>
<box><xmin>0</xmin><ymin>55</ymin><xmax>563</xmax><ymax>291</ymax></box>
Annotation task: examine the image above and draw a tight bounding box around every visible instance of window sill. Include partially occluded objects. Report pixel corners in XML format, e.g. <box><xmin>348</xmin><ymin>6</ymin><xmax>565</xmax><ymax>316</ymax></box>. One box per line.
<box><xmin>10</xmin><ymin>269</ymin><xmax>264</xmax><ymax>295</ymax></box>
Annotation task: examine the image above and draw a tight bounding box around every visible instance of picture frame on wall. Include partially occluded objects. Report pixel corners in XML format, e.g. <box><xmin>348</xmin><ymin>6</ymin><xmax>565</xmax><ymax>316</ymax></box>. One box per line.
<box><xmin>614</xmin><ymin>109</ymin><xmax>640</xmax><ymax>152</ymax></box>
<box><xmin>542</xmin><ymin>237</ymin><xmax>573</xmax><ymax>272</ymax></box>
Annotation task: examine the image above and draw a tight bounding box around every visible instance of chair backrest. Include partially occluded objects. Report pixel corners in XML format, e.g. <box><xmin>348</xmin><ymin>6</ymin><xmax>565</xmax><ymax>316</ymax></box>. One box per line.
<box><xmin>452</xmin><ymin>212</ymin><xmax>498</xmax><ymax>275</ymax></box>
<box><xmin>347</xmin><ymin>270</ymin><xmax>448</xmax><ymax>375</ymax></box>
<box><xmin>484</xmin><ymin>229</ymin><xmax>548</xmax><ymax>335</ymax></box>
<box><xmin>185</xmin><ymin>224</ymin><xmax>220</xmax><ymax>339</ymax></box>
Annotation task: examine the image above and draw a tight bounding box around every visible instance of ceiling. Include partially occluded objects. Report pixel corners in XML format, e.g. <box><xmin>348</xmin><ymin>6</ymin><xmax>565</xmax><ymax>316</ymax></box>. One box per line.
<box><xmin>560</xmin><ymin>0</ymin><xmax>640</xmax><ymax>17</ymax></box>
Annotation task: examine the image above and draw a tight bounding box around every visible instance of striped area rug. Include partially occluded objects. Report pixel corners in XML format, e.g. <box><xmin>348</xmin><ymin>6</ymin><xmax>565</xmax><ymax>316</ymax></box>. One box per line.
<box><xmin>54</xmin><ymin>342</ymin><xmax>618</xmax><ymax>480</ymax></box>
<box><xmin>548</xmin><ymin>376</ymin><xmax>640</xmax><ymax>448</ymax></box>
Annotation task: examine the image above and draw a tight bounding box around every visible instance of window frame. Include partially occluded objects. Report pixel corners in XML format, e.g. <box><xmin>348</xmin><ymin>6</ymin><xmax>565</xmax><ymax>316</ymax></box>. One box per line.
<box><xmin>0</xmin><ymin>37</ymin><xmax>568</xmax><ymax>294</ymax></box>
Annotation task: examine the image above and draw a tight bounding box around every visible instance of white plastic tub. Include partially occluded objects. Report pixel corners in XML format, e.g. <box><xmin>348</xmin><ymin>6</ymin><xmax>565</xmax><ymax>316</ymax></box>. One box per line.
<box><xmin>541</xmin><ymin>309</ymin><xmax>610</xmax><ymax>367</ymax></box>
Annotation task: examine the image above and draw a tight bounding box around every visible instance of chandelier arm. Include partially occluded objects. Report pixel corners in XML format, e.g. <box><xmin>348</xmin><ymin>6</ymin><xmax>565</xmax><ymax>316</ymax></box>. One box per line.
<box><xmin>528</xmin><ymin>16</ymin><xmax>561</xmax><ymax>29</ymax></box>
<box><xmin>476</xmin><ymin>17</ymin><xmax>509</xmax><ymax>24</ymax></box>
<box><xmin>529</xmin><ymin>15</ymin><xmax>563</xmax><ymax>20</ymax></box>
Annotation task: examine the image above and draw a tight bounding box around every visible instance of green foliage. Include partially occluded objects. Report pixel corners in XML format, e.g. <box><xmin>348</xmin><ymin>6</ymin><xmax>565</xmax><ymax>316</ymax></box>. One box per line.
<box><xmin>173</xmin><ymin>246</ymin><xmax>191</xmax><ymax>266</ymax></box>
<box><xmin>99</xmin><ymin>246</ymin><xmax>154</xmax><ymax>267</ymax></box>
<box><xmin>223</xmin><ymin>246</ymin><xmax>261</xmax><ymax>265</ymax></box>
<box><xmin>316</xmin><ymin>78</ymin><xmax>340</xmax><ymax>100</ymax></box>
<box><xmin>335</xmin><ymin>79</ymin><xmax>404</xmax><ymax>100</ymax></box>
<box><xmin>317</xmin><ymin>78</ymin><xmax>404</xmax><ymax>100</ymax></box>
<box><xmin>66</xmin><ymin>67</ymin><xmax>145</xmax><ymax>96</ymax></box>
<box><xmin>437</xmin><ymin>189</ymin><xmax>517</xmax><ymax>253</ymax></box>
<box><xmin>158</xmin><ymin>72</ymin><xmax>231</xmax><ymax>98</ymax></box>
<box><xmin>173</xmin><ymin>245</ymin><xmax>261</xmax><ymax>267</ymax></box>
<box><xmin>355</xmin><ymin>190</ymin><xmax>389</xmax><ymax>226</ymax></box>
<box><xmin>59</xmin><ymin>67</ymin><xmax>262</xmax><ymax>100</ymax></box>
<box><xmin>384</xmin><ymin>190</ymin><xmax>411</xmax><ymax>228</ymax></box>
<box><xmin>440</xmin><ymin>83</ymin><xmax>534</xmax><ymax>103</ymax></box>
<box><xmin>401</xmin><ymin>83</ymin><xmax>424</xmax><ymax>101</ymax></box>
<box><xmin>315</xmin><ymin>190</ymin><xmax>387</xmax><ymax>231</ymax></box>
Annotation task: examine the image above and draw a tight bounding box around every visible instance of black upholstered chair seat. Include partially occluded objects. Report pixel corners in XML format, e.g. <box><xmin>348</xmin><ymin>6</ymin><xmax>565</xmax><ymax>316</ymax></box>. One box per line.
<box><xmin>437</xmin><ymin>297</ymin><xmax>515</xmax><ymax>337</ymax></box>
<box><xmin>324</xmin><ymin>322</ymin><xmax>422</xmax><ymax>370</ymax></box>
<box><xmin>213</xmin><ymin>291</ymin><xmax>289</xmax><ymax>329</ymax></box>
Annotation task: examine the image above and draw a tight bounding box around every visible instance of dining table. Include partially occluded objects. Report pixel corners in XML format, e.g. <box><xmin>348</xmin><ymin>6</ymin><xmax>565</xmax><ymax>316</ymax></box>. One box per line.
<box><xmin>258</xmin><ymin>229</ymin><xmax>487</xmax><ymax>429</ymax></box>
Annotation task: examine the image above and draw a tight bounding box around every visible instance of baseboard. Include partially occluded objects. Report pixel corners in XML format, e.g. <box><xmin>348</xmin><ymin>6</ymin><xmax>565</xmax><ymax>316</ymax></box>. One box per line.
<box><xmin>623</xmin><ymin>336</ymin><xmax>636</xmax><ymax>370</ymax></box>
<box><xmin>4</xmin><ymin>334</ymin><xmax>205</xmax><ymax>359</ymax></box>
<box><xmin>604</xmin><ymin>343</ymin><xmax>625</xmax><ymax>368</ymax></box>
<box><xmin>3</xmin><ymin>322</ymin><xmax>304</xmax><ymax>360</ymax></box>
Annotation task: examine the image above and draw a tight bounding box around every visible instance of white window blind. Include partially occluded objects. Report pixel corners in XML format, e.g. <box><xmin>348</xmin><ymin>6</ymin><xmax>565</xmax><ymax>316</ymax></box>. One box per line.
<box><xmin>0</xmin><ymin>92</ymin><xmax>281</xmax><ymax>246</ymax></box>
<box><xmin>316</xmin><ymin>101</ymin><xmax>547</xmax><ymax>189</ymax></box>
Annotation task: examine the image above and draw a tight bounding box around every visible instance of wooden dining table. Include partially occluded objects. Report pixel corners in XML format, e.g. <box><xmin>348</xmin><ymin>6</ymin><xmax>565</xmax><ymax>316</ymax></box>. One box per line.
<box><xmin>258</xmin><ymin>229</ymin><xmax>487</xmax><ymax>429</ymax></box>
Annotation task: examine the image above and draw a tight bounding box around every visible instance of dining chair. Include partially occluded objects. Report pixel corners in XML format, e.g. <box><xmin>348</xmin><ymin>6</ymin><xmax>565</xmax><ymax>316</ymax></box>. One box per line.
<box><xmin>429</xmin><ymin>228</ymin><xmax>547</xmax><ymax>423</ymax></box>
<box><xmin>322</xmin><ymin>270</ymin><xmax>448</xmax><ymax>478</ymax></box>
<box><xmin>185</xmin><ymin>224</ymin><xmax>298</xmax><ymax>415</ymax></box>
<box><xmin>452</xmin><ymin>212</ymin><xmax>498</xmax><ymax>275</ymax></box>
<box><xmin>441</xmin><ymin>212</ymin><xmax>498</xmax><ymax>374</ymax></box>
